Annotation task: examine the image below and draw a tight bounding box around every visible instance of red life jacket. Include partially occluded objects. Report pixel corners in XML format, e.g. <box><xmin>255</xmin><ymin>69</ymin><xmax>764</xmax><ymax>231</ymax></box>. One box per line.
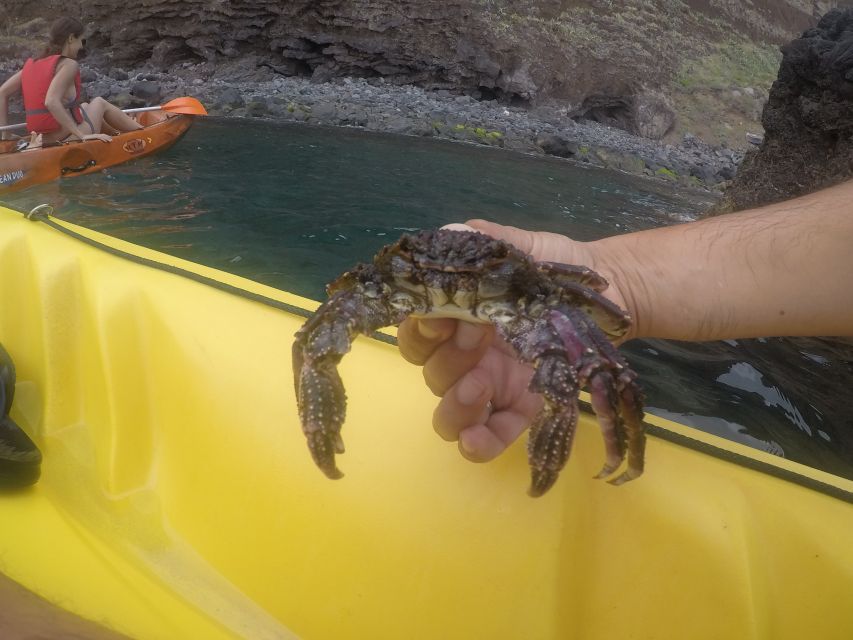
<box><xmin>21</xmin><ymin>55</ymin><xmax>83</xmax><ymax>134</ymax></box>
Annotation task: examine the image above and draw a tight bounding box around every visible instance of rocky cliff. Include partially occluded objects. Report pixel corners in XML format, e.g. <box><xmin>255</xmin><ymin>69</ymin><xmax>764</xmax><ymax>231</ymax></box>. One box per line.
<box><xmin>1</xmin><ymin>1</ymin><xmax>843</xmax><ymax>148</ymax></box>
<box><xmin>721</xmin><ymin>7</ymin><xmax>853</xmax><ymax>209</ymax></box>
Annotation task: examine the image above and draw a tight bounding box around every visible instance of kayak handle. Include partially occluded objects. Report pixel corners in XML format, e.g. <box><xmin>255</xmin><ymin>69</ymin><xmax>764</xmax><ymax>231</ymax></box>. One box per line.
<box><xmin>61</xmin><ymin>159</ymin><xmax>97</xmax><ymax>175</ymax></box>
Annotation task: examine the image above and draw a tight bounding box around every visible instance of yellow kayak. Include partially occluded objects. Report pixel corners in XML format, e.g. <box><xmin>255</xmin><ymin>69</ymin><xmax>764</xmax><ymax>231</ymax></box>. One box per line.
<box><xmin>0</xmin><ymin>202</ymin><xmax>851</xmax><ymax>639</ymax></box>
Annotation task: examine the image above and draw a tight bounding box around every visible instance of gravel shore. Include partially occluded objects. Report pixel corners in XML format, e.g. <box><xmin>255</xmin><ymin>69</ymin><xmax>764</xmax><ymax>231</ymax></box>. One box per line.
<box><xmin>3</xmin><ymin>60</ymin><xmax>743</xmax><ymax>195</ymax></box>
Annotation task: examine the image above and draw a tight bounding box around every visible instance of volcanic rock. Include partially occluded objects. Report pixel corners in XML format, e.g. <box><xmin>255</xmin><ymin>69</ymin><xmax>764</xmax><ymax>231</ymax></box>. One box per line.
<box><xmin>723</xmin><ymin>8</ymin><xmax>853</xmax><ymax>209</ymax></box>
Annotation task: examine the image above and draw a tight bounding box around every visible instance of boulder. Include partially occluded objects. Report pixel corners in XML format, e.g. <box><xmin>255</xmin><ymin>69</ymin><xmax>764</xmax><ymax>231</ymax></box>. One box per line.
<box><xmin>130</xmin><ymin>80</ymin><xmax>162</xmax><ymax>103</ymax></box>
<box><xmin>535</xmin><ymin>134</ymin><xmax>580</xmax><ymax>158</ymax></box>
<box><xmin>631</xmin><ymin>91</ymin><xmax>675</xmax><ymax>140</ymax></box>
<box><xmin>215</xmin><ymin>87</ymin><xmax>245</xmax><ymax>110</ymax></box>
<box><xmin>723</xmin><ymin>9</ymin><xmax>853</xmax><ymax>210</ymax></box>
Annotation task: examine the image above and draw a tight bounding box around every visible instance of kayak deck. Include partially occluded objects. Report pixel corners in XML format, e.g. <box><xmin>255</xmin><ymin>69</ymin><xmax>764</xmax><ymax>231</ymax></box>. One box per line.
<box><xmin>0</xmin><ymin>112</ymin><xmax>194</xmax><ymax>192</ymax></box>
<box><xmin>0</xmin><ymin>205</ymin><xmax>852</xmax><ymax>639</ymax></box>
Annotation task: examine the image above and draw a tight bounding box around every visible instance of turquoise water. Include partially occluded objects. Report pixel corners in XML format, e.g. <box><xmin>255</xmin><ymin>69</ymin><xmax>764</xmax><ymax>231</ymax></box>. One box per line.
<box><xmin>5</xmin><ymin>117</ymin><xmax>852</xmax><ymax>479</ymax></box>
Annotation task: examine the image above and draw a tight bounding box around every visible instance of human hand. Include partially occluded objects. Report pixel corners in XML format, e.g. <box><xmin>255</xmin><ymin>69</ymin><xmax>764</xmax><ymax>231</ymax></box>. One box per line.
<box><xmin>452</xmin><ymin>219</ymin><xmax>630</xmax><ymax>314</ymax></box>
<box><xmin>396</xmin><ymin>219</ymin><xmax>633</xmax><ymax>464</ymax></box>
<box><xmin>77</xmin><ymin>133</ymin><xmax>112</xmax><ymax>143</ymax></box>
<box><xmin>398</xmin><ymin>316</ymin><xmax>539</xmax><ymax>463</ymax></box>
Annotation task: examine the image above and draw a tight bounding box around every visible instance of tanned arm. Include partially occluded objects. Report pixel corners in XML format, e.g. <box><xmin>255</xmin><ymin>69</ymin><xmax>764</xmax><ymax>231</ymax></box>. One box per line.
<box><xmin>462</xmin><ymin>179</ymin><xmax>853</xmax><ymax>342</ymax></box>
<box><xmin>592</xmin><ymin>178</ymin><xmax>853</xmax><ymax>341</ymax></box>
<box><xmin>43</xmin><ymin>59</ymin><xmax>87</xmax><ymax>140</ymax></box>
<box><xmin>0</xmin><ymin>71</ymin><xmax>22</xmax><ymax>140</ymax></box>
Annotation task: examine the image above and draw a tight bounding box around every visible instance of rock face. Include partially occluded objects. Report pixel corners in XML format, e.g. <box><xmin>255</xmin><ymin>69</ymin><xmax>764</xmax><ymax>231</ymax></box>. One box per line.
<box><xmin>1</xmin><ymin>0</ymin><xmax>825</xmax><ymax>142</ymax></box>
<box><xmin>723</xmin><ymin>8</ymin><xmax>853</xmax><ymax>209</ymax></box>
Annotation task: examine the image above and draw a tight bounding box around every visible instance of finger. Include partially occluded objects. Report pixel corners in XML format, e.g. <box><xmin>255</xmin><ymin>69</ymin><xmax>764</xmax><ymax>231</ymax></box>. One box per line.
<box><xmin>464</xmin><ymin>219</ymin><xmax>582</xmax><ymax>266</ymax></box>
<box><xmin>457</xmin><ymin>424</ymin><xmax>506</xmax><ymax>461</ymax></box>
<box><xmin>422</xmin><ymin>322</ymin><xmax>492</xmax><ymax>396</ymax></box>
<box><xmin>432</xmin><ymin>368</ymin><xmax>493</xmax><ymax>441</ymax></box>
<box><xmin>397</xmin><ymin>317</ymin><xmax>457</xmax><ymax>365</ymax></box>
<box><xmin>458</xmin><ymin>409</ymin><xmax>529</xmax><ymax>462</ymax></box>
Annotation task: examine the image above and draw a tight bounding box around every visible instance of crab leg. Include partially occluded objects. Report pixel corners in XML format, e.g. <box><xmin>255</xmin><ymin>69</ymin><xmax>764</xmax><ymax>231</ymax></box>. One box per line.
<box><xmin>612</xmin><ymin>372</ymin><xmax>646</xmax><ymax>485</ymax></box>
<box><xmin>576</xmin><ymin>307</ymin><xmax>646</xmax><ymax>484</ymax></box>
<box><xmin>536</xmin><ymin>262</ymin><xmax>631</xmax><ymax>339</ymax></box>
<box><xmin>526</xmin><ymin>353</ymin><xmax>581</xmax><ymax>497</ymax></box>
<box><xmin>495</xmin><ymin>317</ymin><xmax>581</xmax><ymax>496</ymax></box>
<box><xmin>550</xmin><ymin>307</ymin><xmax>646</xmax><ymax>485</ymax></box>
<box><xmin>550</xmin><ymin>310</ymin><xmax>626</xmax><ymax>481</ymax></box>
<box><xmin>588</xmin><ymin>372</ymin><xmax>624</xmax><ymax>479</ymax></box>
<box><xmin>557</xmin><ymin>311</ymin><xmax>626</xmax><ymax>480</ymax></box>
<box><xmin>536</xmin><ymin>261</ymin><xmax>610</xmax><ymax>292</ymax></box>
<box><xmin>293</xmin><ymin>271</ymin><xmax>403</xmax><ymax>479</ymax></box>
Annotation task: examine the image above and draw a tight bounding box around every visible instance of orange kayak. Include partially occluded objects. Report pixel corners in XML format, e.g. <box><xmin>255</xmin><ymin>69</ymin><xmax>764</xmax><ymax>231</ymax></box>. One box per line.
<box><xmin>0</xmin><ymin>111</ymin><xmax>195</xmax><ymax>193</ymax></box>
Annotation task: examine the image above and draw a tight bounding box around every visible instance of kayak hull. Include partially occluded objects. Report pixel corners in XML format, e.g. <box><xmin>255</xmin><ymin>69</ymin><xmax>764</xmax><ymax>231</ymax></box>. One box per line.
<box><xmin>0</xmin><ymin>112</ymin><xmax>193</xmax><ymax>193</ymax></box>
<box><xmin>0</xmin><ymin>205</ymin><xmax>852</xmax><ymax>639</ymax></box>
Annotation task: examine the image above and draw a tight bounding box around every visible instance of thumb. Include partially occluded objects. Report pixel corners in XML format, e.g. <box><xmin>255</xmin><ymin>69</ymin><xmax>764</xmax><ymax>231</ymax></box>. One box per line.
<box><xmin>461</xmin><ymin>219</ymin><xmax>591</xmax><ymax>267</ymax></box>
<box><xmin>442</xmin><ymin>220</ymin><xmax>593</xmax><ymax>270</ymax></box>
<box><xmin>462</xmin><ymin>219</ymin><xmax>539</xmax><ymax>255</ymax></box>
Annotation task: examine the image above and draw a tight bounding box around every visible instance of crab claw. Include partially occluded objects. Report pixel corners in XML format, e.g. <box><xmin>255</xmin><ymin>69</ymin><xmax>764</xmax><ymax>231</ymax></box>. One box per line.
<box><xmin>293</xmin><ymin>270</ymin><xmax>398</xmax><ymax>482</ymax></box>
<box><xmin>295</xmin><ymin>359</ymin><xmax>347</xmax><ymax>479</ymax></box>
<box><xmin>527</xmin><ymin>402</ymin><xmax>579</xmax><ymax>497</ymax></box>
<box><xmin>522</xmin><ymin>338</ymin><xmax>582</xmax><ymax>497</ymax></box>
<box><xmin>293</xmin><ymin>340</ymin><xmax>347</xmax><ymax>479</ymax></box>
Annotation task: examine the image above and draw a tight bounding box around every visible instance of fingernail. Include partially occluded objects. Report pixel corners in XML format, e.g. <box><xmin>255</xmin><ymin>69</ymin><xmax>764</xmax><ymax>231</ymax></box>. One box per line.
<box><xmin>454</xmin><ymin>322</ymin><xmax>485</xmax><ymax>350</ymax></box>
<box><xmin>416</xmin><ymin>320</ymin><xmax>442</xmax><ymax>340</ymax></box>
<box><xmin>456</xmin><ymin>375</ymin><xmax>486</xmax><ymax>406</ymax></box>
<box><xmin>441</xmin><ymin>223</ymin><xmax>476</xmax><ymax>232</ymax></box>
<box><xmin>459</xmin><ymin>433</ymin><xmax>476</xmax><ymax>457</ymax></box>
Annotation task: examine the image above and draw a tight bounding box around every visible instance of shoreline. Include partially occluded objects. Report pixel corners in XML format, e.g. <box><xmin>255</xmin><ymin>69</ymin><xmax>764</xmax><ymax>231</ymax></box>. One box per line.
<box><xmin>3</xmin><ymin>61</ymin><xmax>742</xmax><ymax>197</ymax></box>
<box><xmin>165</xmin><ymin>73</ymin><xmax>741</xmax><ymax>195</ymax></box>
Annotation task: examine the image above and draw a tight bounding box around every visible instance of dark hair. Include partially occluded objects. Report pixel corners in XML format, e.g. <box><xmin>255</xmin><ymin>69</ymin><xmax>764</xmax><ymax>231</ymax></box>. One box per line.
<box><xmin>42</xmin><ymin>17</ymin><xmax>84</xmax><ymax>57</ymax></box>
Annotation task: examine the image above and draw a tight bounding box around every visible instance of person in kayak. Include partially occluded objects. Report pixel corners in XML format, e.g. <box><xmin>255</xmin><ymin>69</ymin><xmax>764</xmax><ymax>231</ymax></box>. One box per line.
<box><xmin>397</xmin><ymin>178</ymin><xmax>853</xmax><ymax>464</ymax></box>
<box><xmin>0</xmin><ymin>17</ymin><xmax>142</xmax><ymax>146</ymax></box>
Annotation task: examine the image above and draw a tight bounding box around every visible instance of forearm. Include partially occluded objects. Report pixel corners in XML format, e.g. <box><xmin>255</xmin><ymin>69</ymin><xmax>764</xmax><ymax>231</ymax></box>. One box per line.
<box><xmin>595</xmin><ymin>179</ymin><xmax>853</xmax><ymax>341</ymax></box>
<box><xmin>45</xmin><ymin>99</ymin><xmax>84</xmax><ymax>139</ymax></box>
<box><xmin>0</xmin><ymin>72</ymin><xmax>21</xmax><ymax>139</ymax></box>
<box><xmin>0</xmin><ymin>95</ymin><xmax>10</xmax><ymax>140</ymax></box>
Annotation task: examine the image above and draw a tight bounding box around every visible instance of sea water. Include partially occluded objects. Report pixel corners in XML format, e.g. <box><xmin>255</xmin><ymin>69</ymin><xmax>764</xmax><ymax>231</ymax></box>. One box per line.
<box><xmin>6</xmin><ymin>117</ymin><xmax>851</xmax><ymax>479</ymax></box>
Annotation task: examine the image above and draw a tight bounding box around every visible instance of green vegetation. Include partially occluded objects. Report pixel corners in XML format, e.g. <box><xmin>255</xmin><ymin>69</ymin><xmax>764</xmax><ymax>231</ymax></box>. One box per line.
<box><xmin>446</xmin><ymin>122</ymin><xmax>503</xmax><ymax>141</ymax></box>
<box><xmin>286</xmin><ymin>102</ymin><xmax>311</xmax><ymax>114</ymax></box>
<box><xmin>675</xmin><ymin>40</ymin><xmax>782</xmax><ymax>91</ymax></box>
<box><xmin>669</xmin><ymin>39</ymin><xmax>780</xmax><ymax>148</ymax></box>
<box><xmin>479</xmin><ymin>0</ymin><xmax>789</xmax><ymax>151</ymax></box>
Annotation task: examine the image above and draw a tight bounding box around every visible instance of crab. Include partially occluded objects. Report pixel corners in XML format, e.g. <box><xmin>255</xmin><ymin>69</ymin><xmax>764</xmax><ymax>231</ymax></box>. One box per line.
<box><xmin>293</xmin><ymin>229</ymin><xmax>645</xmax><ymax>496</ymax></box>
